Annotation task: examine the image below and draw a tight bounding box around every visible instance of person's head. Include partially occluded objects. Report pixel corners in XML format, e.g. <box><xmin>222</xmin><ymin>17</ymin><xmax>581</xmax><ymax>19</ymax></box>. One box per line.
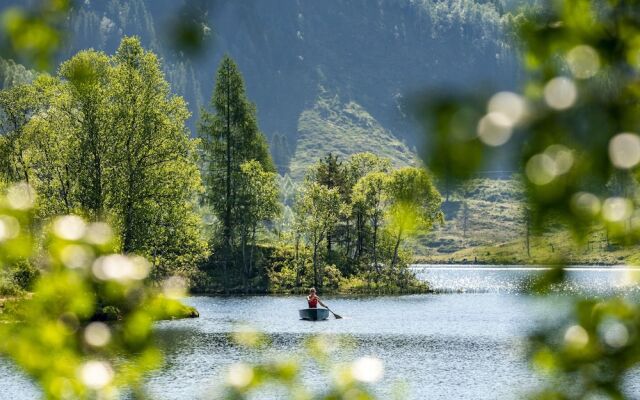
<box><xmin>309</xmin><ymin>287</ymin><xmax>316</xmax><ymax>295</ymax></box>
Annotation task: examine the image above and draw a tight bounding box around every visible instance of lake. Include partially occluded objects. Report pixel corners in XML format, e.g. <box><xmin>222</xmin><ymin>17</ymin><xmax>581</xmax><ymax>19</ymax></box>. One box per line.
<box><xmin>3</xmin><ymin>266</ymin><xmax>640</xmax><ymax>399</ymax></box>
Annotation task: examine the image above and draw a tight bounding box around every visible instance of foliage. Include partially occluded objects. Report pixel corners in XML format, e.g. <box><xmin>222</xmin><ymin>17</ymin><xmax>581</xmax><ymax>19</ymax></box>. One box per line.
<box><xmin>0</xmin><ymin>37</ymin><xmax>208</xmax><ymax>284</ymax></box>
<box><xmin>0</xmin><ymin>0</ymin><xmax>71</xmax><ymax>69</ymax></box>
<box><xmin>295</xmin><ymin>182</ymin><xmax>343</xmax><ymax>290</ymax></box>
<box><xmin>419</xmin><ymin>0</ymin><xmax>640</xmax><ymax>398</ymax></box>
<box><xmin>0</xmin><ymin>184</ymin><xmax>194</xmax><ymax>399</ymax></box>
<box><xmin>286</xmin><ymin>153</ymin><xmax>441</xmax><ymax>293</ymax></box>
<box><xmin>236</xmin><ymin>160</ymin><xmax>281</xmax><ymax>292</ymax></box>
<box><xmin>199</xmin><ymin>54</ymin><xmax>276</xmax><ymax>292</ymax></box>
<box><xmin>529</xmin><ymin>298</ymin><xmax>640</xmax><ymax>400</ymax></box>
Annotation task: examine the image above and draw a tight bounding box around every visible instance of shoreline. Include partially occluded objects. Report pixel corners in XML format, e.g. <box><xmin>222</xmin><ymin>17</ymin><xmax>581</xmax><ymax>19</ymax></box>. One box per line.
<box><xmin>410</xmin><ymin>262</ymin><xmax>635</xmax><ymax>268</ymax></box>
<box><xmin>412</xmin><ymin>259</ymin><xmax>628</xmax><ymax>266</ymax></box>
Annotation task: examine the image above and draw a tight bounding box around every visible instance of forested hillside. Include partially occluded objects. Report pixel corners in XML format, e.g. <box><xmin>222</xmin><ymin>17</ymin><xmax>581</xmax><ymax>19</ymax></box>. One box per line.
<box><xmin>39</xmin><ymin>0</ymin><xmax>521</xmax><ymax>155</ymax></box>
<box><xmin>1</xmin><ymin>0</ymin><xmax>527</xmax><ymax>262</ymax></box>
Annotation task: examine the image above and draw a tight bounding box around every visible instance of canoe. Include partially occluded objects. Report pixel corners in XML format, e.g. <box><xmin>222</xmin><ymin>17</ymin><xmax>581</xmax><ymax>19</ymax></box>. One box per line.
<box><xmin>299</xmin><ymin>308</ymin><xmax>329</xmax><ymax>321</ymax></box>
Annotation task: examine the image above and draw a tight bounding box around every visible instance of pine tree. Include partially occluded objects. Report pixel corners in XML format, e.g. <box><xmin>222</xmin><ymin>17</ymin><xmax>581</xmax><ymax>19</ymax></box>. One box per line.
<box><xmin>199</xmin><ymin>55</ymin><xmax>274</xmax><ymax>292</ymax></box>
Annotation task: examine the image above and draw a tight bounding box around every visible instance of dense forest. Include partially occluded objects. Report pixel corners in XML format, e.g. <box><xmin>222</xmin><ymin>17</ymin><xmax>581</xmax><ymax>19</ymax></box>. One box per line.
<box><xmin>38</xmin><ymin>0</ymin><xmax>522</xmax><ymax>159</ymax></box>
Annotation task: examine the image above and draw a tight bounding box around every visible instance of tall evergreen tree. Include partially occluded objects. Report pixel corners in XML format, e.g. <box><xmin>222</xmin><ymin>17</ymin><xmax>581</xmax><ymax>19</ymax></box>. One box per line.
<box><xmin>199</xmin><ymin>55</ymin><xmax>274</xmax><ymax>291</ymax></box>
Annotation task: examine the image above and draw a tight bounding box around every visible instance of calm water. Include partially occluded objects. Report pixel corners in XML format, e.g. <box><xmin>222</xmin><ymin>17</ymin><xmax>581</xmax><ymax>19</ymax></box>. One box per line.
<box><xmin>3</xmin><ymin>266</ymin><xmax>640</xmax><ymax>399</ymax></box>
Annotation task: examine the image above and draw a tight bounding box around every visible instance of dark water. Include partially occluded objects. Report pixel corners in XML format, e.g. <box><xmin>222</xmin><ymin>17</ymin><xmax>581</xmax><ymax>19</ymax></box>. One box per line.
<box><xmin>3</xmin><ymin>266</ymin><xmax>640</xmax><ymax>399</ymax></box>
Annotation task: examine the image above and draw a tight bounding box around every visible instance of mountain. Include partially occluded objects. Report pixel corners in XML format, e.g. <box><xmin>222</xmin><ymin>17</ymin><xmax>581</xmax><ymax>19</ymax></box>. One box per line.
<box><xmin>47</xmin><ymin>0</ymin><xmax>520</xmax><ymax>149</ymax></box>
<box><xmin>289</xmin><ymin>92</ymin><xmax>418</xmax><ymax>179</ymax></box>
<box><xmin>3</xmin><ymin>0</ymin><xmax>530</xmax><ymax>260</ymax></box>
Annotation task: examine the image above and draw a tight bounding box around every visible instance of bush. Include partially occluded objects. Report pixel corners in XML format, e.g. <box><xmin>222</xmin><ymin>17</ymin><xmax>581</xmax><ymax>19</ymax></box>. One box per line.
<box><xmin>10</xmin><ymin>260</ymin><xmax>38</xmax><ymax>290</ymax></box>
<box><xmin>265</xmin><ymin>241</ymin><xmax>314</xmax><ymax>293</ymax></box>
<box><xmin>322</xmin><ymin>264</ymin><xmax>342</xmax><ymax>290</ymax></box>
<box><xmin>0</xmin><ymin>279</ymin><xmax>23</xmax><ymax>297</ymax></box>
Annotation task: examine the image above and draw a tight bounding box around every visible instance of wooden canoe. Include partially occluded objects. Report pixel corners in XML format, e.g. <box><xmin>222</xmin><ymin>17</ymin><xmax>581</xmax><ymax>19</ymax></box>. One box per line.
<box><xmin>299</xmin><ymin>308</ymin><xmax>329</xmax><ymax>321</ymax></box>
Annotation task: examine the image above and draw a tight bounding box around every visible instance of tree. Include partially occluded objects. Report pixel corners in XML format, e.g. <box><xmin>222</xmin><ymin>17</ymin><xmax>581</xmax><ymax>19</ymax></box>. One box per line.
<box><xmin>58</xmin><ymin>50</ymin><xmax>110</xmax><ymax>218</ymax></box>
<box><xmin>0</xmin><ymin>83</ymin><xmax>39</xmax><ymax>185</ymax></box>
<box><xmin>295</xmin><ymin>182</ymin><xmax>343</xmax><ymax>291</ymax></box>
<box><xmin>352</xmin><ymin>172</ymin><xmax>388</xmax><ymax>278</ymax></box>
<box><xmin>108</xmin><ymin>38</ymin><xmax>201</xmax><ymax>255</ymax></box>
<box><xmin>344</xmin><ymin>153</ymin><xmax>391</xmax><ymax>262</ymax></box>
<box><xmin>199</xmin><ymin>54</ymin><xmax>274</xmax><ymax>291</ymax></box>
<box><xmin>237</xmin><ymin>160</ymin><xmax>281</xmax><ymax>293</ymax></box>
<box><xmin>385</xmin><ymin>167</ymin><xmax>444</xmax><ymax>270</ymax></box>
<box><xmin>308</xmin><ymin>153</ymin><xmax>348</xmax><ymax>263</ymax></box>
<box><xmin>22</xmin><ymin>75</ymin><xmax>80</xmax><ymax>217</ymax></box>
<box><xmin>0</xmin><ymin>37</ymin><xmax>208</xmax><ymax>282</ymax></box>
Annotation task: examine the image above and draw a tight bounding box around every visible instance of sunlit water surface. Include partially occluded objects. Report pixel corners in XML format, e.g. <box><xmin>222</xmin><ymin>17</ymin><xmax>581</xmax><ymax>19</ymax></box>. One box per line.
<box><xmin>3</xmin><ymin>266</ymin><xmax>640</xmax><ymax>399</ymax></box>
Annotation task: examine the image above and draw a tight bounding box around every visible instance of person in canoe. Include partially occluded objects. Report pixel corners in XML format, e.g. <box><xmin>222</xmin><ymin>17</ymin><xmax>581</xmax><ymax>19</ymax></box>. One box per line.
<box><xmin>307</xmin><ymin>287</ymin><xmax>327</xmax><ymax>309</ymax></box>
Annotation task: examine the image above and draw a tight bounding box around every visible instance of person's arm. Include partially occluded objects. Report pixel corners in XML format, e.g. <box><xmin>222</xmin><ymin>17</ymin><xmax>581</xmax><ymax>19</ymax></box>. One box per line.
<box><xmin>318</xmin><ymin>298</ymin><xmax>327</xmax><ymax>308</ymax></box>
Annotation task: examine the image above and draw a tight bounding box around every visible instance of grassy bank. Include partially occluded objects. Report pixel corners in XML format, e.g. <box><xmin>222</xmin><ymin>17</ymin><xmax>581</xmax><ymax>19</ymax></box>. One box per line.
<box><xmin>415</xmin><ymin>229</ymin><xmax>639</xmax><ymax>266</ymax></box>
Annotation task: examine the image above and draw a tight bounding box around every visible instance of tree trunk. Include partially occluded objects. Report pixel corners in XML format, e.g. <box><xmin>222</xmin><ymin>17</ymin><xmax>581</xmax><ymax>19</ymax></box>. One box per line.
<box><xmin>391</xmin><ymin>229</ymin><xmax>403</xmax><ymax>271</ymax></box>
<box><xmin>372</xmin><ymin>216</ymin><xmax>380</xmax><ymax>275</ymax></box>
<box><xmin>312</xmin><ymin>240</ymin><xmax>319</xmax><ymax>290</ymax></box>
<box><xmin>241</xmin><ymin>232</ymin><xmax>247</xmax><ymax>294</ymax></box>
<box><xmin>294</xmin><ymin>232</ymin><xmax>301</xmax><ymax>288</ymax></box>
<box><xmin>223</xmin><ymin>63</ymin><xmax>233</xmax><ymax>295</ymax></box>
<box><xmin>525</xmin><ymin>208</ymin><xmax>531</xmax><ymax>257</ymax></box>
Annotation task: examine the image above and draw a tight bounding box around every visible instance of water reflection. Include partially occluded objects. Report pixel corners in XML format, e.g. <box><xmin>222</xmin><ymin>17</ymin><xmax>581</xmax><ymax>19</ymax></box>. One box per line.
<box><xmin>413</xmin><ymin>265</ymin><xmax>640</xmax><ymax>296</ymax></box>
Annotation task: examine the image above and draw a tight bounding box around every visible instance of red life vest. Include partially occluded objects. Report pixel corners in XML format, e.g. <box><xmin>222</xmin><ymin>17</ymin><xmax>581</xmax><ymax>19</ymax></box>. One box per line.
<box><xmin>308</xmin><ymin>296</ymin><xmax>318</xmax><ymax>308</ymax></box>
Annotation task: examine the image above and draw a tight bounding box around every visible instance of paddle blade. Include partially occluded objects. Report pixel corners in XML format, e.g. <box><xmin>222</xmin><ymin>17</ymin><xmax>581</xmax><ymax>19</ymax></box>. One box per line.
<box><xmin>334</xmin><ymin>313</ymin><xmax>343</xmax><ymax>319</ymax></box>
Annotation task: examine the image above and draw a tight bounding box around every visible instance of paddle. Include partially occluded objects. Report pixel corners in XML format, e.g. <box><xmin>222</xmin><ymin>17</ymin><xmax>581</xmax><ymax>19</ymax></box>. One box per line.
<box><xmin>324</xmin><ymin>306</ymin><xmax>343</xmax><ymax>319</ymax></box>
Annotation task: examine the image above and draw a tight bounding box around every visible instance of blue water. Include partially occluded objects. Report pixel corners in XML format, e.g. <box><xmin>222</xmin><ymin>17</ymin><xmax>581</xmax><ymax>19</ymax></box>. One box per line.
<box><xmin>3</xmin><ymin>266</ymin><xmax>640</xmax><ymax>399</ymax></box>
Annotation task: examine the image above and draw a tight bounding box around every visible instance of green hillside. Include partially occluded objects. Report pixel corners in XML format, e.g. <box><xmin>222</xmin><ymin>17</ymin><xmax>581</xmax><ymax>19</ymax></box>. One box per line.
<box><xmin>413</xmin><ymin>177</ymin><xmax>640</xmax><ymax>265</ymax></box>
<box><xmin>411</xmin><ymin>177</ymin><xmax>527</xmax><ymax>257</ymax></box>
<box><xmin>289</xmin><ymin>93</ymin><xmax>418</xmax><ymax>179</ymax></box>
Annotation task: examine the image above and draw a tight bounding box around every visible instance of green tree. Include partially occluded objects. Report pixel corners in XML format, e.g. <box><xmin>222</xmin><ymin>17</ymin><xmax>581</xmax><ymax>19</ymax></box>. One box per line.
<box><xmin>199</xmin><ymin>54</ymin><xmax>274</xmax><ymax>292</ymax></box>
<box><xmin>58</xmin><ymin>50</ymin><xmax>110</xmax><ymax>219</ymax></box>
<box><xmin>385</xmin><ymin>167</ymin><xmax>444</xmax><ymax>270</ymax></box>
<box><xmin>237</xmin><ymin>160</ymin><xmax>281</xmax><ymax>293</ymax></box>
<box><xmin>308</xmin><ymin>153</ymin><xmax>348</xmax><ymax>263</ymax></box>
<box><xmin>22</xmin><ymin>75</ymin><xmax>80</xmax><ymax>217</ymax></box>
<box><xmin>352</xmin><ymin>172</ymin><xmax>388</xmax><ymax>278</ymax></box>
<box><xmin>295</xmin><ymin>182</ymin><xmax>343</xmax><ymax>290</ymax></box>
<box><xmin>344</xmin><ymin>153</ymin><xmax>391</xmax><ymax>262</ymax></box>
<box><xmin>0</xmin><ymin>37</ymin><xmax>207</xmax><ymax>282</ymax></box>
<box><xmin>0</xmin><ymin>82</ymin><xmax>39</xmax><ymax>185</ymax></box>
